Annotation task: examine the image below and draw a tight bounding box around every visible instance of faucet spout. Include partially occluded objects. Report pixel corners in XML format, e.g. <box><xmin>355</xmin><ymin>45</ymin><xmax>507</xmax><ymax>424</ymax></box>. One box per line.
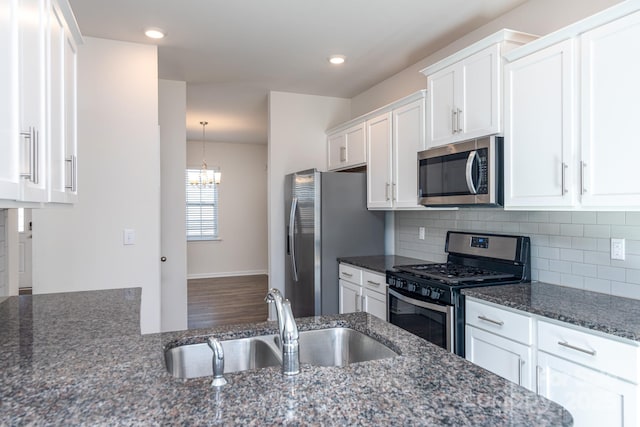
<box><xmin>265</xmin><ymin>288</ymin><xmax>300</xmax><ymax>375</ymax></box>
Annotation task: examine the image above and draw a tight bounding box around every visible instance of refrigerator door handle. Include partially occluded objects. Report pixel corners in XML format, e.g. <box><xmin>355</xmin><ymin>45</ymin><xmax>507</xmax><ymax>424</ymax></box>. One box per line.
<box><xmin>288</xmin><ymin>196</ymin><xmax>299</xmax><ymax>282</ymax></box>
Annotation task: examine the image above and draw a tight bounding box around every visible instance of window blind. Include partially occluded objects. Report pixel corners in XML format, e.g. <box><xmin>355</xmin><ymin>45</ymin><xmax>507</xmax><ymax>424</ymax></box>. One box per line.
<box><xmin>185</xmin><ymin>169</ymin><xmax>218</xmax><ymax>241</ymax></box>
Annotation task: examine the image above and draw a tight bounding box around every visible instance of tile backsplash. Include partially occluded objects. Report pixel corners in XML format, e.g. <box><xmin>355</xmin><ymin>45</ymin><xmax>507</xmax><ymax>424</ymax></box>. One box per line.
<box><xmin>395</xmin><ymin>210</ymin><xmax>640</xmax><ymax>300</ymax></box>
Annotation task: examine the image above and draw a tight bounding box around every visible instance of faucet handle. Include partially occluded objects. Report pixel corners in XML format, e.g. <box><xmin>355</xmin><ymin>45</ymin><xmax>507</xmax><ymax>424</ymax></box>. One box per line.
<box><xmin>264</xmin><ymin>288</ymin><xmax>283</xmax><ymax>302</ymax></box>
<box><xmin>207</xmin><ymin>337</ymin><xmax>227</xmax><ymax>387</ymax></box>
<box><xmin>281</xmin><ymin>299</ymin><xmax>299</xmax><ymax>342</ymax></box>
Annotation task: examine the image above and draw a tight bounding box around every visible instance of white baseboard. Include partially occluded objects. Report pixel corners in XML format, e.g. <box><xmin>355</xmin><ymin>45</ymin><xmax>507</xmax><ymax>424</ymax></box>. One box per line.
<box><xmin>187</xmin><ymin>270</ymin><xmax>269</xmax><ymax>280</ymax></box>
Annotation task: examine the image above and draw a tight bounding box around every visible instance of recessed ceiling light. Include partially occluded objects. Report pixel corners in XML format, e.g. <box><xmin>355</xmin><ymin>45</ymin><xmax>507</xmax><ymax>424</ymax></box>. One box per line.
<box><xmin>145</xmin><ymin>28</ymin><xmax>165</xmax><ymax>39</ymax></box>
<box><xmin>329</xmin><ymin>55</ymin><xmax>346</xmax><ymax>65</ymax></box>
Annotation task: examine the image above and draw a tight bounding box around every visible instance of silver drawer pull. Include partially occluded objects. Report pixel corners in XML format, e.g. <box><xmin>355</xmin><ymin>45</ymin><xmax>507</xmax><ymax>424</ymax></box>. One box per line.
<box><xmin>341</xmin><ymin>272</ymin><xmax>353</xmax><ymax>278</ymax></box>
<box><xmin>478</xmin><ymin>315</ymin><xmax>504</xmax><ymax>326</ymax></box>
<box><xmin>558</xmin><ymin>341</ymin><xmax>596</xmax><ymax>356</ymax></box>
<box><xmin>366</xmin><ymin>280</ymin><xmax>381</xmax><ymax>287</ymax></box>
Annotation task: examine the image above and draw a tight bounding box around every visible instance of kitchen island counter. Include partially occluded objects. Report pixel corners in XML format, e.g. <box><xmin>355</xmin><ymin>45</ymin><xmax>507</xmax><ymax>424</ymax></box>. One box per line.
<box><xmin>0</xmin><ymin>289</ymin><xmax>571</xmax><ymax>425</ymax></box>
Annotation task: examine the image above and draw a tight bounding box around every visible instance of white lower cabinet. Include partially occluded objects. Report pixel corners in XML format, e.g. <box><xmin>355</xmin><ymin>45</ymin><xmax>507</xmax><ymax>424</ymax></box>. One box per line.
<box><xmin>465</xmin><ymin>297</ymin><xmax>640</xmax><ymax>426</ymax></box>
<box><xmin>338</xmin><ymin>263</ymin><xmax>387</xmax><ymax>321</ymax></box>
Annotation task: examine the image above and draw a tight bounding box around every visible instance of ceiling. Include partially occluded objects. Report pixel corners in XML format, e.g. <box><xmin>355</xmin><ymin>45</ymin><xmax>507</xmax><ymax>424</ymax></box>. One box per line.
<box><xmin>68</xmin><ymin>0</ymin><xmax>528</xmax><ymax>144</ymax></box>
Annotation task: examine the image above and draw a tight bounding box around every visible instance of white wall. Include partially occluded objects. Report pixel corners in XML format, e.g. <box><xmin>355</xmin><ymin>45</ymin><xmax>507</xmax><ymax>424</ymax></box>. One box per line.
<box><xmin>159</xmin><ymin>79</ymin><xmax>188</xmax><ymax>332</ymax></box>
<box><xmin>267</xmin><ymin>91</ymin><xmax>351</xmax><ymax>293</ymax></box>
<box><xmin>32</xmin><ymin>37</ymin><xmax>161</xmax><ymax>334</ymax></box>
<box><xmin>186</xmin><ymin>141</ymin><xmax>268</xmax><ymax>278</ymax></box>
<box><xmin>351</xmin><ymin>0</ymin><xmax>622</xmax><ymax>116</ymax></box>
<box><xmin>0</xmin><ymin>209</ymin><xmax>6</xmax><ymax>296</ymax></box>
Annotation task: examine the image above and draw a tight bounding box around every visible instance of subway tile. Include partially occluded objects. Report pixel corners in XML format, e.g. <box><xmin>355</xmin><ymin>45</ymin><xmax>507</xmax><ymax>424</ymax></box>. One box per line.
<box><xmin>597</xmin><ymin>238</ymin><xmax>610</xmax><ymax>253</ymax></box>
<box><xmin>505</xmin><ymin>211</ymin><xmax>530</xmax><ymax>223</ymax></box>
<box><xmin>597</xmin><ymin>212</ymin><xmax>626</xmax><ymax>225</ymax></box>
<box><xmin>560</xmin><ymin>248</ymin><xmax>584</xmax><ymax>262</ymax></box>
<box><xmin>519</xmin><ymin>223</ymin><xmax>539</xmax><ymax>234</ymax></box>
<box><xmin>538</xmin><ymin>270</ymin><xmax>561</xmax><ymax>284</ymax></box>
<box><xmin>611</xmin><ymin>254</ymin><xmax>640</xmax><ymax>270</ymax></box>
<box><xmin>549</xmin><ymin>260</ymin><xmax>572</xmax><ymax>273</ymax></box>
<box><xmin>626</xmin><ymin>269</ymin><xmax>640</xmax><ymax>284</ymax></box>
<box><xmin>597</xmin><ymin>265</ymin><xmax>626</xmax><ymax>282</ymax></box>
<box><xmin>571</xmin><ymin>211</ymin><xmax>597</xmax><ymax>224</ymax></box>
<box><xmin>501</xmin><ymin>222</ymin><xmax>520</xmax><ymax>233</ymax></box>
<box><xmin>531</xmin><ymin>270</ymin><xmax>539</xmax><ymax>281</ymax></box>
<box><xmin>538</xmin><ymin>247</ymin><xmax>560</xmax><ymax>260</ymax></box>
<box><xmin>626</xmin><ymin>240</ymin><xmax>640</xmax><ymax>255</ymax></box>
<box><xmin>626</xmin><ymin>212</ymin><xmax>640</xmax><ymax>226</ymax></box>
<box><xmin>560</xmin><ymin>223</ymin><xmax>584</xmax><ymax>237</ymax></box>
<box><xmin>571</xmin><ymin>237</ymin><xmax>598</xmax><ymax>251</ymax></box>
<box><xmin>527</xmin><ymin>212</ymin><xmax>550</xmax><ymax>223</ymax></box>
<box><xmin>571</xmin><ymin>262</ymin><xmax>598</xmax><ymax>278</ymax></box>
<box><xmin>583</xmin><ymin>251</ymin><xmax>611</xmax><ymax>266</ymax></box>
<box><xmin>584</xmin><ymin>277</ymin><xmax>611</xmax><ymax>294</ymax></box>
<box><xmin>583</xmin><ymin>225</ymin><xmax>611</xmax><ymax>238</ymax></box>
<box><xmin>538</xmin><ymin>223</ymin><xmax>560</xmax><ymax>235</ymax></box>
<box><xmin>457</xmin><ymin>210</ymin><xmax>479</xmax><ymax>221</ymax></box>
<box><xmin>560</xmin><ymin>274</ymin><xmax>584</xmax><ymax>288</ymax></box>
<box><xmin>532</xmin><ymin>257</ymin><xmax>549</xmax><ymax>271</ymax></box>
<box><xmin>530</xmin><ymin>234</ymin><xmax>550</xmax><ymax>247</ymax></box>
<box><xmin>549</xmin><ymin>211</ymin><xmax>572</xmax><ymax>223</ymax></box>
<box><xmin>530</xmin><ymin>246</ymin><xmax>539</xmax><ymax>257</ymax></box>
<box><xmin>611</xmin><ymin>281</ymin><xmax>640</xmax><ymax>300</ymax></box>
<box><xmin>548</xmin><ymin>235</ymin><xmax>572</xmax><ymax>248</ymax></box>
<box><xmin>611</xmin><ymin>225</ymin><xmax>640</xmax><ymax>240</ymax></box>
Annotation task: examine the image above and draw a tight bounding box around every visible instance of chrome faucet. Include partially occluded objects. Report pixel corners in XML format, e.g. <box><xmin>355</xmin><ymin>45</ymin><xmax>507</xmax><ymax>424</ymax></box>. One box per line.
<box><xmin>207</xmin><ymin>337</ymin><xmax>227</xmax><ymax>387</ymax></box>
<box><xmin>265</xmin><ymin>288</ymin><xmax>300</xmax><ymax>376</ymax></box>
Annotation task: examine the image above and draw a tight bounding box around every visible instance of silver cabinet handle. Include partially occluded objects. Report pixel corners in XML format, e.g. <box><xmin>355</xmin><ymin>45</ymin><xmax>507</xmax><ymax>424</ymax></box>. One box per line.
<box><xmin>580</xmin><ymin>161</ymin><xmax>586</xmax><ymax>194</ymax></box>
<box><xmin>288</xmin><ymin>197</ymin><xmax>299</xmax><ymax>282</ymax></box>
<box><xmin>355</xmin><ymin>292</ymin><xmax>361</xmax><ymax>311</ymax></box>
<box><xmin>465</xmin><ymin>150</ymin><xmax>479</xmax><ymax>194</ymax></box>
<box><xmin>385</xmin><ymin>183</ymin><xmax>390</xmax><ymax>201</ymax></box>
<box><xmin>340</xmin><ymin>146</ymin><xmax>347</xmax><ymax>162</ymax></box>
<box><xmin>341</xmin><ymin>271</ymin><xmax>353</xmax><ymax>278</ymax></box>
<box><xmin>457</xmin><ymin>108</ymin><xmax>463</xmax><ymax>133</ymax></box>
<box><xmin>20</xmin><ymin>127</ymin><xmax>38</xmax><ymax>183</ymax></box>
<box><xmin>452</xmin><ymin>109</ymin><xmax>457</xmax><ymax>134</ymax></box>
<box><xmin>561</xmin><ymin>162</ymin><xmax>568</xmax><ymax>195</ymax></box>
<box><xmin>518</xmin><ymin>358</ymin><xmax>523</xmax><ymax>386</ymax></box>
<box><xmin>361</xmin><ymin>295</ymin><xmax>365</xmax><ymax>312</ymax></box>
<box><xmin>478</xmin><ymin>315</ymin><xmax>504</xmax><ymax>326</ymax></box>
<box><xmin>392</xmin><ymin>183</ymin><xmax>396</xmax><ymax>201</ymax></box>
<box><xmin>366</xmin><ymin>280</ymin><xmax>381</xmax><ymax>287</ymax></box>
<box><xmin>536</xmin><ymin>365</ymin><xmax>541</xmax><ymax>395</ymax></box>
<box><xmin>65</xmin><ymin>155</ymin><xmax>77</xmax><ymax>192</ymax></box>
<box><xmin>557</xmin><ymin>340</ymin><xmax>596</xmax><ymax>356</ymax></box>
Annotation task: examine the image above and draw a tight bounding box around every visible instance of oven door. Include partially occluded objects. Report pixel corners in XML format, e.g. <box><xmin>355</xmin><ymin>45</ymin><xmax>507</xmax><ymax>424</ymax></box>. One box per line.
<box><xmin>388</xmin><ymin>288</ymin><xmax>454</xmax><ymax>352</ymax></box>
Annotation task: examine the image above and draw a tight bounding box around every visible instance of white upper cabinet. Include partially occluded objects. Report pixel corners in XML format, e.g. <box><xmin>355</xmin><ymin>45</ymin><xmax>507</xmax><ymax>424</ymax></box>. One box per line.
<box><xmin>504</xmin><ymin>3</ymin><xmax>640</xmax><ymax>210</ymax></box>
<box><xmin>366</xmin><ymin>112</ymin><xmax>393</xmax><ymax>208</ymax></box>
<box><xmin>327</xmin><ymin>122</ymin><xmax>366</xmax><ymax>171</ymax></box>
<box><xmin>504</xmin><ymin>39</ymin><xmax>577</xmax><ymax>208</ymax></box>
<box><xmin>580</xmin><ymin>10</ymin><xmax>640</xmax><ymax>208</ymax></box>
<box><xmin>421</xmin><ymin>30</ymin><xmax>538</xmax><ymax>149</ymax></box>
<box><xmin>0</xmin><ymin>0</ymin><xmax>81</xmax><ymax>206</ymax></box>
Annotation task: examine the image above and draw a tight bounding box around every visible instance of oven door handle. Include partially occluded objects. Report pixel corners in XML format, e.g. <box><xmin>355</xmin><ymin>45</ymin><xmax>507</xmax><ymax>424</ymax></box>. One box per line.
<box><xmin>388</xmin><ymin>288</ymin><xmax>450</xmax><ymax>313</ymax></box>
<box><xmin>465</xmin><ymin>150</ymin><xmax>479</xmax><ymax>195</ymax></box>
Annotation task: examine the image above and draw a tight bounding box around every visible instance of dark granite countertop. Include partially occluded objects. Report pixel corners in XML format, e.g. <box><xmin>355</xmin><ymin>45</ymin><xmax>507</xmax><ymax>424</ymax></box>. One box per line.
<box><xmin>463</xmin><ymin>282</ymin><xmax>640</xmax><ymax>343</ymax></box>
<box><xmin>338</xmin><ymin>255</ymin><xmax>430</xmax><ymax>274</ymax></box>
<box><xmin>1</xmin><ymin>288</ymin><xmax>572</xmax><ymax>425</ymax></box>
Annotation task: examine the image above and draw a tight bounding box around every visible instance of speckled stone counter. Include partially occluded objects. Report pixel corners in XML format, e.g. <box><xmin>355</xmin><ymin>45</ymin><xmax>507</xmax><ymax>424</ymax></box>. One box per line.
<box><xmin>463</xmin><ymin>282</ymin><xmax>640</xmax><ymax>343</ymax></box>
<box><xmin>1</xmin><ymin>288</ymin><xmax>572</xmax><ymax>425</ymax></box>
<box><xmin>337</xmin><ymin>255</ymin><xmax>429</xmax><ymax>274</ymax></box>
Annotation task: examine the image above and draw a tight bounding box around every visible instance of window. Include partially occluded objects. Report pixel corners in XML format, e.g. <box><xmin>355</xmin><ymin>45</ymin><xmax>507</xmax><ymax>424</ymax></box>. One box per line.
<box><xmin>185</xmin><ymin>169</ymin><xmax>219</xmax><ymax>241</ymax></box>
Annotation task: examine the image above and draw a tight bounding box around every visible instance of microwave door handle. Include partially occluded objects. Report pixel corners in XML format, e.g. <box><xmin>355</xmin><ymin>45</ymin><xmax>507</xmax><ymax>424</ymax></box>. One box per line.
<box><xmin>288</xmin><ymin>196</ymin><xmax>299</xmax><ymax>282</ymax></box>
<box><xmin>465</xmin><ymin>150</ymin><xmax>479</xmax><ymax>194</ymax></box>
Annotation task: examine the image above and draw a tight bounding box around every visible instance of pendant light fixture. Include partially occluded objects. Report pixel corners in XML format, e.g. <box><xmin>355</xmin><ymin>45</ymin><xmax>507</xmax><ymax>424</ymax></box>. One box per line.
<box><xmin>189</xmin><ymin>121</ymin><xmax>221</xmax><ymax>187</ymax></box>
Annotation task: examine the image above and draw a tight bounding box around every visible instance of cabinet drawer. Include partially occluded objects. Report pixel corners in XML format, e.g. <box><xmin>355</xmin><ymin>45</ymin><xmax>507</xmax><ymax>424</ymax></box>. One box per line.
<box><xmin>538</xmin><ymin>320</ymin><xmax>640</xmax><ymax>382</ymax></box>
<box><xmin>466</xmin><ymin>300</ymin><xmax>533</xmax><ymax>345</ymax></box>
<box><xmin>339</xmin><ymin>264</ymin><xmax>362</xmax><ymax>285</ymax></box>
<box><xmin>362</xmin><ymin>270</ymin><xmax>386</xmax><ymax>294</ymax></box>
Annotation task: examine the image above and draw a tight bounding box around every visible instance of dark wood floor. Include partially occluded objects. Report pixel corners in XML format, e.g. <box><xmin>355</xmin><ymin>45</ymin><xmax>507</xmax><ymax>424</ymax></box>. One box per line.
<box><xmin>187</xmin><ymin>275</ymin><xmax>269</xmax><ymax>329</ymax></box>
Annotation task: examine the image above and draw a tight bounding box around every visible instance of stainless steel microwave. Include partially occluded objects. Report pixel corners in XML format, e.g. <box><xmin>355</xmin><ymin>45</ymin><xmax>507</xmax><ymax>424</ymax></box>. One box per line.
<box><xmin>418</xmin><ymin>135</ymin><xmax>503</xmax><ymax>207</ymax></box>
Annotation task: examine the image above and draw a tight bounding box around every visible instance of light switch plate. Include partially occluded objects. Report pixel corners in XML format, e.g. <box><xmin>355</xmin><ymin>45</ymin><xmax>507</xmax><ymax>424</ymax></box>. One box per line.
<box><xmin>123</xmin><ymin>229</ymin><xmax>136</xmax><ymax>245</ymax></box>
<box><xmin>418</xmin><ymin>227</ymin><xmax>425</xmax><ymax>240</ymax></box>
<box><xmin>611</xmin><ymin>238</ymin><xmax>625</xmax><ymax>261</ymax></box>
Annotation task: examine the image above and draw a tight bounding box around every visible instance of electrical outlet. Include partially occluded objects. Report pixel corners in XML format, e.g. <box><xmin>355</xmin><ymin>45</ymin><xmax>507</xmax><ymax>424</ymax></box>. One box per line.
<box><xmin>611</xmin><ymin>238</ymin><xmax>625</xmax><ymax>261</ymax></box>
<box><xmin>123</xmin><ymin>229</ymin><xmax>136</xmax><ymax>245</ymax></box>
<box><xmin>418</xmin><ymin>227</ymin><xmax>425</xmax><ymax>240</ymax></box>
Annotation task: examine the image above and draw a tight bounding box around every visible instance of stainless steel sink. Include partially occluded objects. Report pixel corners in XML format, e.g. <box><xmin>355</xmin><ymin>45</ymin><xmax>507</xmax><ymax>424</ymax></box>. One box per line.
<box><xmin>165</xmin><ymin>335</ymin><xmax>280</xmax><ymax>379</ymax></box>
<box><xmin>164</xmin><ymin>327</ymin><xmax>398</xmax><ymax>379</ymax></box>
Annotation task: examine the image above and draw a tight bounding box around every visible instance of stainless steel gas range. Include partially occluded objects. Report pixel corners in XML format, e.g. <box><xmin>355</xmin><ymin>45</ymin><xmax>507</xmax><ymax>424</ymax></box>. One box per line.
<box><xmin>386</xmin><ymin>231</ymin><xmax>531</xmax><ymax>357</ymax></box>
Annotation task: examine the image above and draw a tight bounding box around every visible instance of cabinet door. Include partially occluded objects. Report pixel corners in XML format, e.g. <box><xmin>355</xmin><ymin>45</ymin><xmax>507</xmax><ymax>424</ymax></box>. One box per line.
<box><xmin>466</xmin><ymin>326</ymin><xmax>533</xmax><ymax>391</ymax></box>
<box><xmin>363</xmin><ymin>288</ymin><xmax>387</xmax><ymax>321</ymax></box>
<box><xmin>460</xmin><ymin>44</ymin><xmax>501</xmax><ymax>139</ymax></box>
<box><xmin>0</xmin><ymin>0</ymin><xmax>20</xmax><ymax>200</ymax></box>
<box><xmin>327</xmin><ymin>132</ymin><xmax>346</xmax><ymax>171</ymax></box>
<box><xmin>427</xmin><ymin>66</ymin><xmax>456</xmax><ymax>148</ymax></box>
<box><xmin>366</xmin><ymin>112</ymin><xmax>392</xmax><ymax>209</ymax></box>
<box><xmin>392</xmin><ymin>99</ymin><xmax>425</xmax><ymax>208</ymax></box>
<box><xmin>18</xmin><ymin>0</ymin><xmax>47</xmax><ymax>202</ymax></box>
<box><xmin>345</xmin><ymin>123</ymin><xmax>366</xmax><ymax>167</ymax></box>
<box><xmin>537</xmin><ymin>351</ymin><xmax>637</xmax><ymax>427</ymax></box>
<box><xmin>581</xmin><ymin>11</ymin><xmax>640</xmax><ymax>208</ymax></box>
<box><xmin>504</xmin><ymin>39</ymin><xmax>577</xmax><ymax>209</ymax></box>
<box><xmin>62</xmin><ymin>12</ymin><xmax>78</xmax><ymax>203</ymax></box>
<box><xmin>339</xmin><ymin>279</ymin><xmax>361</xmax><ymax>314</ymax></box>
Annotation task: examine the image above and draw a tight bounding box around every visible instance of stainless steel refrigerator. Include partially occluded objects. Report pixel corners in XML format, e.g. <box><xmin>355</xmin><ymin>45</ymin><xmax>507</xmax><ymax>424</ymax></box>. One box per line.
<box><xmin>284</xmin><ymin>169</ymin><xmax>385</xmax><ymax>317</ymax></box>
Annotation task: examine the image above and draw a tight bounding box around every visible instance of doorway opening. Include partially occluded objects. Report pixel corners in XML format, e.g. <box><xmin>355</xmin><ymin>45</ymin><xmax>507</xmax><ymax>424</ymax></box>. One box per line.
<box><xmin>18</xmin><ymin>208</ymin><xmax>32</xmax><ymax>295</ymax></box>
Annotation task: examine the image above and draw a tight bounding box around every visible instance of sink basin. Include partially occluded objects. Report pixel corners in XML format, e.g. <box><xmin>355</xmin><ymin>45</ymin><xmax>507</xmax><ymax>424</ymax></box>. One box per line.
<box><xmin>164</xmin><ymin>327</ymin><xmax>398</xmax><ymax>379</ymax></box>
<box><xmin>165</xmin><ymin>335</ymin><xmax>280</xmax><ymax>379</ymax></box>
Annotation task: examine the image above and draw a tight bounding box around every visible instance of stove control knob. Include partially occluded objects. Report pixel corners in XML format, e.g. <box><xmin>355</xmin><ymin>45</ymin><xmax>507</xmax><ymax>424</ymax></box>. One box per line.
<box><xmin>420</xmin><ymin>287</ymin><xmax>430</xmax><ymax>297</ymax></box>
<box><xmin>408</xmin><ymin>283</ymin><xmax>416</xmax><ymax>292</ymax></box>
<box><xmin>398</xmin><ymin>279</ymin><xmax>406</xmax><ymax>289</ymax></box>
<box><xmin>430</xmin><ymin>289</ymin><xmax>441</xmax><ymax>300</ymax></box>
